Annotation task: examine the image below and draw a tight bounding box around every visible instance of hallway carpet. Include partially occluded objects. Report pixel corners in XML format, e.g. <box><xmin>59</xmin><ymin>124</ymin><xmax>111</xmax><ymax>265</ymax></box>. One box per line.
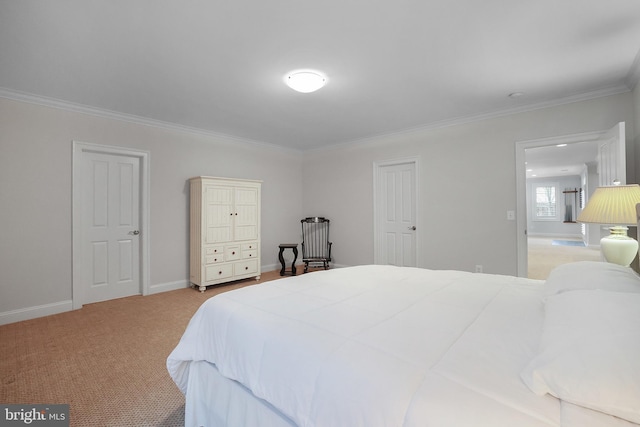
<box><xmin>528</xmin><ymin>237</ymin><xmax>600</xmax><ymax>280</ymax></box>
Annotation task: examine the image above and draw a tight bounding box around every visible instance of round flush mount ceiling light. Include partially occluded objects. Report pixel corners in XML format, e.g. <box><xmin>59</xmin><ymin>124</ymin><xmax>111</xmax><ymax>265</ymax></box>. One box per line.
<box><xmin>285</xmin><ymin>70</ymin><xmax>327</xmax><ymax>93</ymax></box>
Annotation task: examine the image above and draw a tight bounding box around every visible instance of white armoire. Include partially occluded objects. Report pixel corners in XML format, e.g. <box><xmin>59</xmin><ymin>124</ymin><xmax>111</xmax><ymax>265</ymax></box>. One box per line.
<box><xmin>189</xmin><ymin>176</ymin><xmax>261</xmax><ymax>292</ymax></box>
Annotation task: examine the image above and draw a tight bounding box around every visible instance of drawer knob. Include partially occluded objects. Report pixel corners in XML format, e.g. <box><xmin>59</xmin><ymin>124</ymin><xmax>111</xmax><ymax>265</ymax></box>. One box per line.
<box><xmin>232</xmin><ymin>251</ymin><xmax>236</xmax><ymax>255</ymax></box>
<box><xmin>218</xmin><ymin>271</ymin><xmax>222</xmax><ymax>275</ymax></box>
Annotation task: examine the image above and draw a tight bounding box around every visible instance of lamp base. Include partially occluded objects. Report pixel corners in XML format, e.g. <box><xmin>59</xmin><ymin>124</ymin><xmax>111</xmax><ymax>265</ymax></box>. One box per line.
<box><xmin>600</xmin><ymin>226</ymin><xmax>638</xmax><ymax>267</ymax></box>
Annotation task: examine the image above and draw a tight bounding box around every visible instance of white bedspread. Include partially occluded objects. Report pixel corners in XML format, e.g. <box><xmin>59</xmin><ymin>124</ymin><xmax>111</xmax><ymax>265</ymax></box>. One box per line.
<box><xmin>167</xmin><ymin>265</ymin><xmax>637</xmax><ymax>427</ymax></box>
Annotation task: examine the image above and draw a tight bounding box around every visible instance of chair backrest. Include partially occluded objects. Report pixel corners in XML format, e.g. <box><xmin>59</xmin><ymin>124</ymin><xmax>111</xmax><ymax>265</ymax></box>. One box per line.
<box><xmin>301</xmin><ymin>217</ymin><xmax>331</xmax><ymax>260</ymax></box>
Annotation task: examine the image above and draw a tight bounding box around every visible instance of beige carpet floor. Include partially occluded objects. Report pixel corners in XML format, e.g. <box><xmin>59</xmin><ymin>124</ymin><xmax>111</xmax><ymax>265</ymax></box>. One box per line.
<box><xmin>527</xmin><ymin>237</ymin><xmax>601</xmax><ymax>279</ymax></box>
<box><xmin>0</xmin><ymin>270</ymin><xmax>285</xmax><ymax>426</ymax></box>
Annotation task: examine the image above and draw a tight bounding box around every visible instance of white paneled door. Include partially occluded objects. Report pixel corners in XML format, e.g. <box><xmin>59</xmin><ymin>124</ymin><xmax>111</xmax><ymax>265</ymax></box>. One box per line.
<box><xmin>598</xmin><ymin>122</ymin><xmax>626</xmax><ymax>186</ymax></box>
<box><xmin>81</xmin><ymin>151</ymin><xmax>141</xmax><ymax>304</ymax></box>
<box><xmin>375</xmin><ymin>160</ymin><xmax>417</xmax><ymax>267</ymax></box>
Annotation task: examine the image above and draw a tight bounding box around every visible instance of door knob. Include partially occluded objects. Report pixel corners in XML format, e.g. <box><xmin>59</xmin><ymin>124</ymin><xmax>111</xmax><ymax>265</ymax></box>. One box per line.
<box><xmin>408</xmin><ymin>226</ymin><xmax>416</xmax><ymax>230</ymax></box>
<box><xmin>130</xmin><ymin>230</ymin><xmax>140</xmax><ymax>235</ymax></box>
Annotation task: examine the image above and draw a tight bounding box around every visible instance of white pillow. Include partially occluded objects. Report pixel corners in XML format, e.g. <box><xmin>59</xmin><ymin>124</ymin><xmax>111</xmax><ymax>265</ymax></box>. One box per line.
<box><xmin>544</xmin><ymin>261</ymin><xmax>640</xmax><ymax>297</ymax></box>
<box><xmin>521</xmin><ymin>290</ymin><xmax>640</xmax><ymax>423</ymax></box>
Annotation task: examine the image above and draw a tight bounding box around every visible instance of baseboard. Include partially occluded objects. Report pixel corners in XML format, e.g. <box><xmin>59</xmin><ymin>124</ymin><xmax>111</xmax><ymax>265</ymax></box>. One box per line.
<box><xmin>148</xmin><ymin>279</ymin><xmax>190</xmax><ymax>295</ymax></box>
<box><xmin>0</xmin><ymin>265</ymin><xmax>352</xmax><ymax>325</ymax></box>
<box><xmin>0</xmin><ymin>300</ymin><xmax>74</xmax><ymax>326</ymax></box>
<box><xmin>262</xmin><ymin>263</ymin><xmax>278</xmax><ymax>272</ymax></box>
<box><xmin>261</xmin><ymin>262</ymin><xmax>347</xmax><ymax>273</ymax></box>
<box><xmin>262</xmin><ymin>262</ymin><xmax>304</xmax><ymax>273</ymax></box>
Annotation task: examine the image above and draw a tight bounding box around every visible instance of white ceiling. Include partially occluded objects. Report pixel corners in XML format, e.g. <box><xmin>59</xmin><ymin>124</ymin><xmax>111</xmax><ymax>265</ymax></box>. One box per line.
<box><xmin>1</xmin><ymin>0</ymin><xmax>639</xmax><ymax>151</ymax></box>
<box><xmin>525</xmin><ymin>141</ymin><xmax>599</xmax><ymax>179</ymax></box>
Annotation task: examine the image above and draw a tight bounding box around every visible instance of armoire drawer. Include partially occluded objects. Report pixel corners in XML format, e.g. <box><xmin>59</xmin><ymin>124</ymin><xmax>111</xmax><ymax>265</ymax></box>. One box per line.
<box><xmin>204</xmin><ymin>263</ymin><xmax>233</xmax><ymax>282</ymax></box>
<box><xmin>235</xmin><ymin>259</ymin><xmax>258</xmax><ymax>275</ymax></box>
<box><xmin>243</xmin><ymin>249</ymin><xmax>258</xmax><ymax>259</ymax></box>
<box><xmin>242</xmin><ymin>242</ymin><xmax>258</xmax><ymax>251</ymax></box>
<box><xmin>205</xmin><ymin>254</ymin><xmax>223</xmax><ymax>264</ymax></box>
<box><xmin>225</xmin><ymin>246</ymin><xmax>241</xmax><ymax>261</ymax></box>
<box><xmin>205</xmin><ymin>246</ymin><xmax>224</xmax><ymax>256</ymax></box>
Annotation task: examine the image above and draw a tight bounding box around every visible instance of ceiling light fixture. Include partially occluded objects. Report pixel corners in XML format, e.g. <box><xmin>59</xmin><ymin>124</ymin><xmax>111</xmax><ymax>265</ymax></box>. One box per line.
<box><xmin>285</xmin><ymin>70</ymin><xmax>327</xmax><ymax>93</ymax></box>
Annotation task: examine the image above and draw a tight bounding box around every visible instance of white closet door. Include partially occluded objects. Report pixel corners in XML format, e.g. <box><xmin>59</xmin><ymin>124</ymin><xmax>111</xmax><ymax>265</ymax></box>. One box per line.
<box><xmin>82</xmin><ymin>151</ymin><xmax>141</xmax><ymax>303</ymax></box>
<box><xmin>378</xmin><ymin>162</ymin><xmax>417</xmax><ymax>267</ymax></box>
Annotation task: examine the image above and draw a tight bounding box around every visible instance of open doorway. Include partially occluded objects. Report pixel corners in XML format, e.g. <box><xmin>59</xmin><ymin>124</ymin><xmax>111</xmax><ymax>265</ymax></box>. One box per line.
<box><xmin>515</xmin><ymin>123</ymin><xmax>626</xmax><ymax>278</ymax></box>
<box><xmin>525</xmin><ymin>143</ymin><xmax>601</xmax><ymax>278</ymax></box>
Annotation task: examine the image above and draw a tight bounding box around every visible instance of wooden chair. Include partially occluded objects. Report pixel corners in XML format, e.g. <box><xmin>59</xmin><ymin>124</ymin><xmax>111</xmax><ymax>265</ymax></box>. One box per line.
<box><xmin>301</xmin><ymin>217</ymin><xmax>332</xmax><ymax>272</ymax></box>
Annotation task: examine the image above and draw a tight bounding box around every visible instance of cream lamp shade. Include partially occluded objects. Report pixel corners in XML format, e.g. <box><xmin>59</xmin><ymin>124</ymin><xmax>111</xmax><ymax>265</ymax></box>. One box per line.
<box><xmin>577</xmin><ymin>184</ymin><xmax>640</xmax><ymax>267</ymax></box>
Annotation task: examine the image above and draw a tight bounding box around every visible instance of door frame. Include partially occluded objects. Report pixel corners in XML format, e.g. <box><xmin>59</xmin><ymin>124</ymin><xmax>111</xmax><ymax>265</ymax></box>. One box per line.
<box><xmin>72</xmin><ymin>141</ymin><xmax>150</xmax><ymax>309</ymax></box>
<box><xmin>515</xmin><ymin>130</ymin><xmax>609</xmax><ymax>277</ymax></box>
<box><xmin>373</xmin><ymin>156</ymin><xmax>420</xmax><ymax>266</ymax></box>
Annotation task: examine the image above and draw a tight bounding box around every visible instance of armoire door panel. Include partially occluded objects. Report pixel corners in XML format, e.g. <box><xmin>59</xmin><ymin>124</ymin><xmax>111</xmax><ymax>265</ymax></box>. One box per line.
<box><xmin>235</xmin><ymin>226</ymin><xmax>258</xmax><ymax>241</ymax></box>
<box><xmin>206</xmin><ymin>228</ymin><xmax>232</xmax><ymax>243</ymax></box>
<box><xmin>234</xmin><ymin>188</ymin><xmax>258</xmax><ymax>204</ymax></box>
<box><xmin>206</xmin><ymin>186</ymin><xmax>233</xmax><ymax>204</ymax></box>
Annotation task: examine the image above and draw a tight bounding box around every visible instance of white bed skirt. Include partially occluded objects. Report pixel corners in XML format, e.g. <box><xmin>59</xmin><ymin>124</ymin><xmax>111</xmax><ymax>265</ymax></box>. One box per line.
<box><xmin>185</xmin><ymin>360</ymin><xmax>296</xmax><ymax>427</ymax></box>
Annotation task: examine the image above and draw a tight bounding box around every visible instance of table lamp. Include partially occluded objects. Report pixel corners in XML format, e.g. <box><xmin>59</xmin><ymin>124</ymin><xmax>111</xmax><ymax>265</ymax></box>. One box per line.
<box><xmin>577</xmin><ymin>184</ymin><xmax>640</xmax><ymax>267</ymax></box>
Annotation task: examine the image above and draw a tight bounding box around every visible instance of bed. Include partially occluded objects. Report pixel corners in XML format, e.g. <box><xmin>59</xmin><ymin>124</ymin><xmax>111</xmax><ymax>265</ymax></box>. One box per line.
<box><xmin>167</xmin><ymin>262</ymin><xmax>640</xmax><ymax>426</ymax></box>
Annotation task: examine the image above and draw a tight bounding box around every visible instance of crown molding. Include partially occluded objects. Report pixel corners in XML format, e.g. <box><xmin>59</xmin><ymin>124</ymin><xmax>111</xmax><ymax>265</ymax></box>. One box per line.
<box><xmin>308</xmin><ymin>84</ymin><xmax>632</xmax><ymax>153</ymax></box>
<box><xmin>0</xmin><ymin>88</ymin><xmax>301</xmax><ymax>154</ymax></box>
<box><xmin>1</xmin><ymin>84</ymin><xmax>631</xmax><ymax>154</ymax></box>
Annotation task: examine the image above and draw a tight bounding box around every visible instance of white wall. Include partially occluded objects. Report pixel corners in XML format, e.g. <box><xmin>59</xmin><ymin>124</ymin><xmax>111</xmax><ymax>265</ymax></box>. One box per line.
<box><xmin>302</xmin><ymin>92</ymin><xmax>636</xmax><ymax>276</ymax></box>
<box><xmin>0</xmin><ymin>97</ymin><xmax>303</xmax><ymax>320</ymax></box>
<box><xmin>1</xmin><ymin>90</ymin><xmax>637</xmax><ymax>322</ymax></box>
